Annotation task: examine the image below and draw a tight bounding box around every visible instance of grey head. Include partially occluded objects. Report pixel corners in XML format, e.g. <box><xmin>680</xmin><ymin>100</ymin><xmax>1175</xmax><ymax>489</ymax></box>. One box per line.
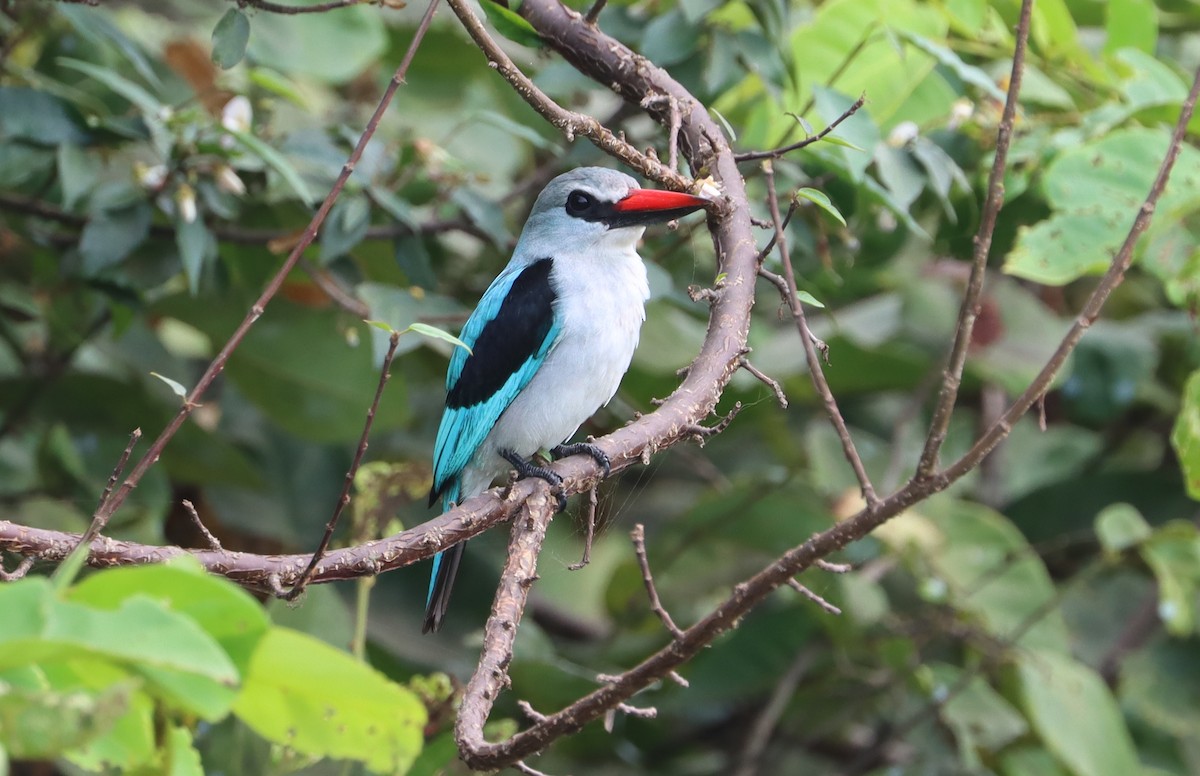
<box><xmin>514</xmin><ymin>167</ymin><xmax>708</xmax><ymax>259</ymax></box>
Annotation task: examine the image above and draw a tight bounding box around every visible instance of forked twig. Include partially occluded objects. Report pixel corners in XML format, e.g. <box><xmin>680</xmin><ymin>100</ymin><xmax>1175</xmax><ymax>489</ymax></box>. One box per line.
<box><xmin>915</xmin><ymin>0</ymin><xmax>1032</xmax><ymax>478</ymax></box>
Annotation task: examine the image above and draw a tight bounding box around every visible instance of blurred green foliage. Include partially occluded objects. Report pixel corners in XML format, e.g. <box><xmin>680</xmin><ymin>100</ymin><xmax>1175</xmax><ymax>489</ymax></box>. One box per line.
<box><xmin>2</xmin><ymin>0</ymin><xmax>1200</xmax><ymax>774</ymax></box>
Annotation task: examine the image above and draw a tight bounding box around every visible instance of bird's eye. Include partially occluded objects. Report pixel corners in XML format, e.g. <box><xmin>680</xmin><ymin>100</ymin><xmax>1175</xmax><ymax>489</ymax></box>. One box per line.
<box><xmin>565</xmin><ymin>190</ymin><xmax>595</xmax><ymax>217</ymax></box>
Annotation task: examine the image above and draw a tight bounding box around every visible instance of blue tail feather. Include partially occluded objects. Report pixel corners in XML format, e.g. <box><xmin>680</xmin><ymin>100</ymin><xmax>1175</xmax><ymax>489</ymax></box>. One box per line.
<box><xmin>422</xmin><ymin>480</ymin><xmax>462</xmax><ymax>633</ymax></box>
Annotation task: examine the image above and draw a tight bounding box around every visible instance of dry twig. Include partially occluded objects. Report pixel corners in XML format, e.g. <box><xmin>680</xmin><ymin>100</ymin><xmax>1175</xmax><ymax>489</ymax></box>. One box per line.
<box><xmin>631</xmin><ymin>524</ymin><xmax>684</xmax><ymax>639</ymax></box>
<box><xmin>286</xmin><ymin>331</ymin><xmax>403</xmax><ymax>600</ymax></box>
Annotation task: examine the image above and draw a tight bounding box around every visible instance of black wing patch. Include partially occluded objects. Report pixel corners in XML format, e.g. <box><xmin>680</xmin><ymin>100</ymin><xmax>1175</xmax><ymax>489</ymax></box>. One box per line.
<box><xmin>446</xmin><ymin>257</ymin><xmax>557</xmax><ymax>409</ymax></box>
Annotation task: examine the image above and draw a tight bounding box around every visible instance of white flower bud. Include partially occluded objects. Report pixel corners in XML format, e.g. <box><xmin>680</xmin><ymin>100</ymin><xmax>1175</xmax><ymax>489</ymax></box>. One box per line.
<box><xmin>948</xmin><ymin>98</ymin><xmax>974</xmax><ymax>130</ymax></box>
<box><xmin>176</xmin><ymin>183</ymin><xmax>198</xmax><ymax>224</ymax></box>
<box><xmin>135</xmin><ymin>162</ymin><xmax>169</xmax><ymax>191</ymax></box>
<box><xmin>221</xmin><ymin>96</ymin><xmax>253</xmax><ymax>134</ymax></box>
<box><xmin>693</xmin><ymin>176</ymin><xmax>722</xmax><ymax>201</ymax></box>
<box><xmin>214</xmin><ymin>165</ymin><xmax>246</xmax><ymax>196</ymax></box>
<box><xmin>887</xmin><ymin>120</ymin><xmax>919</xmax><ymax>148</ymax></box>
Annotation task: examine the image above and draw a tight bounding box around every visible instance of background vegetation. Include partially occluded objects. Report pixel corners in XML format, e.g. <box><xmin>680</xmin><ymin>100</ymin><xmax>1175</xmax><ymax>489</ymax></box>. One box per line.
<box><xmin>2</xmin><ymin>0</ymin><xmax>1200</xmax><ymax>774</ymax></box>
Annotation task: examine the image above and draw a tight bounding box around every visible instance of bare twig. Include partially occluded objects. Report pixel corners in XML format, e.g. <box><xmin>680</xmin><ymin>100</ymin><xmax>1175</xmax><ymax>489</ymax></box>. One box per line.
<box><xmin>518</xmin><ymin>700</ymin><xmax>548</xmax><ymax>723</ymax></box>
<box><xmin>754</xmin><ymin>199</ymin><xmax>799</xmax><ymax>264</ymax></box>
<box><xmin>786</xmin><ymin>579</ymin><xmax>841</xmax><ymax>615</ymax></box>
<box><xmin>738</xmin><ymin>354</ymin><xmax>789</xmax><ymax>408</ymax></box>
<box><xmin>513</xmin><ymin>759</ymin><xmax>554</xmax><ymax>776</ymax></box>
<box><xmin>286</xmin><ymin>331</ymin><xmax>402</xmax><ymax>600</ymax></box>
<box><xmin>615</xmin><ymin>703</ymin><xmax>656</xmax><ymax>719</ymax></box>
<box><xmin>815</xmin><ymin>559</ymin><xmax>851</xmax><ymax>574</ymax></box>
<box><xmin>631</xmin><ymin>524</ymin><xmax>684</xmax><ymax>639</ymax></box>
<box><xmin>583</xmin><ymin>0</ymin><xmax>606</xmax><ymax>25</ymax></box>
<box><xmin>72</xmin><ymin>428</ymin><xmax>141</xmax><ymax>555</ymax></box>
<box><xmin>735</xmin><ymin>94</ymin><xmax>865</xmax><ymax>163</ymax></box>
<box><xmin>915</xmin><ymin>0</ymin><xmax>1032</xmax><ymax>478</ymax></box>
<box><xmin>567</xmin><ymin>485</ymin><xmax>599</xmax><ymax>571</ymax></box>
<box><xmin>237</xmin><ymin>0</ymin><xmax>368</xmax><ymax>14</ymax></box>
<box><xmin>763</xmin><ymin>163</ymin><xmax>879</xmax><ymax>508</ymax></box>
<box><xmin>72</xmin><ymin>0</ymin><xmax>443</xmax><ymax>535</ymax></box>
<box><xmin>0</xmin><ymin>556</ymin><xmax>34</xmax><ymax>582</ymax></box>
<box><xmin>182</xmin><ymin>500</ymin><xmax>223</xmax><ymax>551</ymax></box>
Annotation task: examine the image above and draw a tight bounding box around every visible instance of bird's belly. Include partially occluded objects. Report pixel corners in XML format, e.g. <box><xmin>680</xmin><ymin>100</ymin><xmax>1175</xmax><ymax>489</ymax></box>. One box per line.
<box><xmin>476</xmin><ymin>303</ymin><xmax>642</xmax><ymax>475</ymax></box>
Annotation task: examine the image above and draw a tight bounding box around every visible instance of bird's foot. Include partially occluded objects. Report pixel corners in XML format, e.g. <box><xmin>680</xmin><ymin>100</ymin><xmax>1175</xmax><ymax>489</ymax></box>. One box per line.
<box><xmin>501</xmin><ymin>449</ymin><xmax>567</xmax><ymax>512</ymax></box>
<box><xmin>551</xmin><ymin>442</ymin><xmax>611</xmax><ymax>477</ymax></box>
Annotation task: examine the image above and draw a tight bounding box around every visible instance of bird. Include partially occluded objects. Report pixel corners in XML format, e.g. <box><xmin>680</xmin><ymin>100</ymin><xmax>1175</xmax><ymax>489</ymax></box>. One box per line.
<box><xmin>423</xmin><ymin>166</ymin><xmax>710</xmax><ymax>633</ymax></box>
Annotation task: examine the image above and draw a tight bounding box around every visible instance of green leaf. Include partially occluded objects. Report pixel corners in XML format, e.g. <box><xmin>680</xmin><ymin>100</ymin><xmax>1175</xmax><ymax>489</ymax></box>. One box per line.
<box><xmin>1173</xmin><ymin>370</ymin><xmax>1200</xmax><ymax>500</ymax></box>
<box><xmin>40</xmin><ymin>660</ymin><xmax>157</xmax><ymax>772</ymax></box>
<box><xmin>1005</xmin><ymin>128</ymin><xmax>1200</xmax><ymax>287</ymax></box>
<box><xmin>164</xmin><ymin>725</ymin><xmax>204</xmax><ymax>776</ymax></box>
<box><xmin>710</xmin><ymin>107</ymin><xmax>738</xmax><ymax>142</ymax></box>
<box><xmin>233</xmin><ymin>628</ymin><xmax>426</xmax><ymax>775</ymax></box>
<box><xmin>79</xmin><ymin>205</ymin><xmax>153</xmax><ymax>274</ymax></box>
<box><xmin>247</xmin><ymin>67</ymin><xmax>308</xmax><ymax>107</ymax></box>
<box><xmin>220</xmin><ymin>300</ymin><xmax>408</xmax><ymax>442</ymax></box>
<box><xmin>0</xmin><ymin>577</ymin><xmax>238</xmax><ymax>686</ymax></box>
<box><xmin>1139</xmin><ymin>521</ymin><xmax>1200</xmax><ymax>636</ymax></box>
<box><xmin>1012</xmin><ymin>650</ymin><xmax>1140</xmax><ymax>776</ymax></box>
<box><xmin>227</xmin><ymin>129</ymin><xmax>315</xmax><ymax>205</ymax></box>
<box><xmin>1000</xmin><ymin>747</ymin><xmax>1071</xmax><ymax>776</ymax></box>
<box><xmin>452</xmin><ymin>188</ymin><xmax>513</xmax><ymax>248</ymax></box>
<box><xmin>796</xmin><ymin>289</ymin><xmax>825</xmax><ymax>308</ymax></box>
<box><xmin>175</xmin><ymin>216</ymin><xmax>217</xmax><ymax>294</ymax></box>
<box><xmin>641</xmin><ymin>9</ymin><xmax>700</xmax><ymax>67</ymax></box>
<box><xmin>920</xmin><ymin>663</ymin><xmax>1027</xmax><ymax>763</ymax></box>
<box><xmin>211</xmin><ymin>9</ymin><xmax>251</xmax><ymax>70</ymax></box>
<box><xmin>358</xmin><ymin>283</ymin><xmax>467</xmax><ymax>364</ymax></box>
<box><xmin>364</xmin><ymin>319</ymin><xmax>396</xmax><ymax>334</ymax></box>
<box><xmin>68</xmin><ymin>560</ymin><xmax>270</xmax><ymax>675</ymax></box>
<box><xmin>320</xmin><ymin>194</ymin><xmax>371</xmax><ymax>263</ymax></box>
<box><xmin>245</xmin><ymin>2</ymin><xmax>388</xmax><ymax>85</ymax></box>
<box><xmin>406</xmin><ymin>322</ymin><xmax>472</xmax><ymax>354</ymax></box>
<box><xmin>469</xmin><ymin>108</ymin><xmax>555</xmax><ymax>150</ymax></box>
<box><xmin>1120</xmin><ymin>637</ymin><xmax>1200</xmax><ymax>739</ymax></box>
<box><xmin>0</xmin><ymin>88</ymin><xmax>88</xmax><ymax>146</ymax></box>
<box><xmin>0</xmin><ymin>680</ymin><xmax>133</xmax><ymax>760</ymax></box>
<box><xmin>879</xmin><ymin>498</ymin><xmax>1070</xmax><ymax>652</ymax></box>
<box><xmin>57</xmin><ymin>142</ymin><xmax>100</xmax><ymax>210</ymax></box>
<box><xmin>812</xmin><ymin>87</ymin><xmax>880</xmax><ymax>182</ymax></box>
<box><xmin>820</xmin><ymin>133</ymin><xmax>866</xmax><ymax>152</ymax></box>
<box><xmin>56</xmin><ymin>58</ymin><xmax>164</xmax><ymax>118</ymax></box>
<box><xmin>794</xmin><ymin>187</ymin><xmax>846</xmax><ymax>227</ymax></box>
<box><xmin>149</xmin><ymin>371</ymin><xmax>188</xmax><ymax>400</ymax></box>
<box><xmin>1094</xmin><ymin>503</ymin><xmax>1151</xmax><ymax>554</ymax></box>
<box><xmin>480</xmin><ymin>0</ymin><xmax>542</xmax><ymax>47</ymax></box>
<box><xmin>897</xmin><ymin>31</ymin><xmax>1005</xmax><ymax>100</ymax></box>
<box><xmin>1105</xmin><ymin>0</ymin><xmax>1157</xmax><ymax>55</ymax></box>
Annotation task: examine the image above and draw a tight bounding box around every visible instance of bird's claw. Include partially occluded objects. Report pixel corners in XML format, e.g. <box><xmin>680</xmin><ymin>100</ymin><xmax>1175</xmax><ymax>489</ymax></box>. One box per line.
<box><xmin>551</xmin><ymin>442</ymin><xmax>611</xmax><ymax>478</ymax></box>
<box><xmin>501</xmin><ymin>449</ymin><xmax>568</xmax><ymax>513</ymax></box>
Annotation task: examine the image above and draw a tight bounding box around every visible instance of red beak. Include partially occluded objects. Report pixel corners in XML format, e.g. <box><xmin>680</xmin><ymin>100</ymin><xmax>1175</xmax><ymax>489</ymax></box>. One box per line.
<box><xmin>612</xmin><ymin>189</ymin><xmax>711</xmax><ymax>213</ymax></box>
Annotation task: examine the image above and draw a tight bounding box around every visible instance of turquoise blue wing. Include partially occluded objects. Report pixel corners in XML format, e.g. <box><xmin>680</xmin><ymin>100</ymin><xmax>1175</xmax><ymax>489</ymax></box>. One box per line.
<box><xmin>430</xmin><ymin>257</ymin><xmax>559</xmax><ymax>507</ymax></box>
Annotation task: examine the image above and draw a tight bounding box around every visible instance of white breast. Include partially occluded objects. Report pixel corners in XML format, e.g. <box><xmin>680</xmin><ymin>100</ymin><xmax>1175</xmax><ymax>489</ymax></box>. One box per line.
<box><xmin>461</xmin><ymin>245</ymin><xmax>649</xmax><ymax>496</ymax></box>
